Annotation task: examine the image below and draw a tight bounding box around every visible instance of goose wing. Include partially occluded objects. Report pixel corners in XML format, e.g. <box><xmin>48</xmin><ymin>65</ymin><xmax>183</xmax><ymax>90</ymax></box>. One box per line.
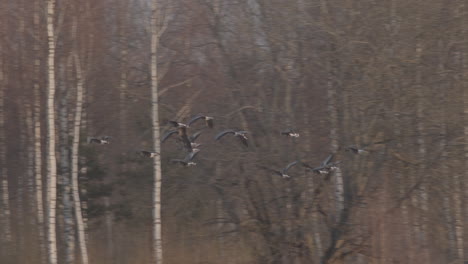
<box><xmin>321</xmin><ymin>154</ymin><xmax>334</xmax><ymax>167</ymax></box>
<box><xmin>186</xmin><ymin>149</ymin><xmax>200</xmax><ymax>162</ymax></box>
<box><xmin>187</xmin><ymin>115</ymin><xmax>205</xmax><ymax>127</ymax></box>
<box><xmin>215</xmin><ymin>130</ymin><xmax>236</xmax><ymax>140</ymax></box>
<box><xmin>162</xmin><ymin>130</ymin><xmax>179</xmax><ymax>143</ymax></box>
<box><xmin>283</xmin><ymin>161</ymin><xmax>299</xmax><ymax>173</ymax></box>
<box><xmin>189</xmin><ymin>130</ymin><xmax>203</xmax><ymax>142</ymax></box>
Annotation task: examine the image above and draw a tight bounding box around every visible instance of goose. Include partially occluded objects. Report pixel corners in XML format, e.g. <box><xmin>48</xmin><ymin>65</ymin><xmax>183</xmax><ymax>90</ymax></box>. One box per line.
<box><xmin>188</xmin><ymin>114</ymin><xmax>214</xmax><ymax>128</ymax></box>
<box><xmin>281</xmin><ymin>129</ymin><xmax>300</xmax><ymax>138</ymax></box>
<box><xmin>260</xmin><ymin>161</ymin><xmax>299</xmax><ymax>179</ymax></box>
<box><xmin>344</xmin><ymin>139</ymin><xmax>394</xmax><ymax>154</ymax></box>
<box><xmin>87</xmin><ymin>136</ymin><xmax>111</xmax><ymax>144</ymax></box>
<box><xmin>302</xmin><ymin>154</ymin><xmax>340</xmax><ymax>174</ymax></box>
<box><xmin>177</xmin><ymin>126</ymin><xmax>195</xmax><ymax>152</ymax></box>
<box><xmin>138</xmin><ymin>150</ymin><xmax>159</xmax><ymax>158</ymax></box>
<box><xmin>168</xmin><ymin>120</ymin><xmax>188</xmax><ymax>128</ymax></box>
<box><xmin>189</xmin><ymin>130</ymin><xmax>204</xmax><ymax>148</ymax></box>
<box><xmin>215</xmin><ymin>129</ymin><xmax>248</xmax><ymax>147</ymax></box>
<box><xmin>171</xmin><ymin>149</ymin><xmax>200</xmax><ymax>166</ymax></box>
<box><xmin>345</xmin><ymin>145</ymin><xmax>368</xmax><ymax>154</ymax></box>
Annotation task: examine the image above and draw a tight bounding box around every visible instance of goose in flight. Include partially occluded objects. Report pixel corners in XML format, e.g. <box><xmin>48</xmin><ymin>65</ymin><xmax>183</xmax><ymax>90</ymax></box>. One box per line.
<box><xmin>260</xmin><ymin>161</ymin><xmax>299</xmax><ymax>178</ymax></box>
<box><xmin>215</xmin><ymin>129</ymin><xmax>248</xmax><ymax>147</ymax></box>
<box><xmin>168</xmin><ymin>120</ymin><xmax>188</xmax><ymax>128</ymax></box>
<box><xmin>162</xmin><ymin>129</ymin><xmax>202</xmax><ymax>149</ymax></box>
<box><xmin>281</xmin><ymin>129</ymin><xmax>300</xmax><ymax>138</ymax></box>
<box><xmin>171</xmin><ymin>149</ymin><xmax>200</xmax><ymax>166</ymax></box>
<box><xmin>188</xmin><ymin>130</ymin><xmax>203</xmax><ymax>148</ymax></box>
<box><xmin>345</xmin><ymin>145</ymin><xmax>369</xmax><ymax>154</ymax></box>
<box><xmin>188</xmin><ymin>114</ymin><xmax>214</xmax><ymax>128</ymax></box>
<box><xmin>302</xmin><ymin>154</ymin><xmax>340</xmax><ymax>174</ymax></box>
<box><xmin>138</xmin><ymin>150</ymin><xmax>159</xmax><ymax>158</ymax></box>
<box><xmin>87</xmin><ymin>136</ymin><xmax>111</xmax><ymax>144</ymax></box>
<box><xmin>344</xmin><ymin>139</ymin><xmax>393</xmax><ymax>154</ymax></box>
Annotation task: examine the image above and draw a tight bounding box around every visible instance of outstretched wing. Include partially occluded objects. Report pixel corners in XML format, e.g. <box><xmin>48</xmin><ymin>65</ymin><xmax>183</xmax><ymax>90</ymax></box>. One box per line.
<box><xmin>284</xmin><ymin>161</ymin><xmax>299</xmax><ymax>172</ymax></box>
<box><xmin>187</xmin><ymin>115</ymin><xmax>205</xmax><ymax>127</ymax></box>
<box><xmin>162</xmin><ymin>130</ymin><xmax>179</xmax><ymax>143</ymax></box>
<box><xmin>186</xmin><ymin>150</ymin><xmax>200</xmax><ymax>162</ymax></box>
<box><xmin>215</xmin><ymin>130</ymin><xmax>235</xmax><ymax>140</ymax></box>
<box><xmin>189</xmin><ymin>130</ymin><xmax>203</xmax><ymax>142</ymax></box>
<box><xmin>321</xmin><ymin>154</ymin><xmax>334</xmax><ymax>167</ymax></box>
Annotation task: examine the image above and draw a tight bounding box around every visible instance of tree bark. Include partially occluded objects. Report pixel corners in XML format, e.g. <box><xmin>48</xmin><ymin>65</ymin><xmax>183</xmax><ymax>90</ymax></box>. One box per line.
<box><xmin>59</xmin><ymin>54</ymin><xmax>75</xmax><ymax>264</ymax></box>
<box><xmin>71</xmin><ymin>52</ymin><xmax>89</xmax><ymax>264</ymax></box>
<box><xmin>150</xmin><ymin>0</ymin><xmax>164</xmax><ymax>262</ymax></box>
<box><xmin>46</xmin><ymin>0</ymin><xmax>58</xmax><ymax>263</ymax></box>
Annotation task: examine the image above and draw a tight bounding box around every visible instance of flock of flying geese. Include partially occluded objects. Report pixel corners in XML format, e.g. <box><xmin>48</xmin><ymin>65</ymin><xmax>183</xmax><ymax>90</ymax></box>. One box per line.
<box><xmin>87</xmin><ymin>114</ymin><xmax>370</xmax><ymax>178</ymax></box>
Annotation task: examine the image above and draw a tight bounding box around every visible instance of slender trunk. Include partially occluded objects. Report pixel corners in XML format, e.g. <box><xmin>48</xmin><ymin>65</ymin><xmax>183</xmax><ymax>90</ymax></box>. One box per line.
<box><xmin>151</xmin><ymin>0</ymin><xmax>163</xmax><ymax>262</ymax></box>
<box><xmin>59</xmin><ymin>55</ymin><xmax>74</xmax><ymax>264</ymax></box>
<box><xmin>71</xmin><ymin>52</ymin><xmax>89</xmax><ymax>264</ymax></box>
<box><xmin>46</xmin><ymin>0</ymin><xmax>58</xmax><ymax>263</ymax></box>
<box><xmin>34</xmin><ymin>0</ymin><xmax>46</xmax><ymax>261</ymax></box>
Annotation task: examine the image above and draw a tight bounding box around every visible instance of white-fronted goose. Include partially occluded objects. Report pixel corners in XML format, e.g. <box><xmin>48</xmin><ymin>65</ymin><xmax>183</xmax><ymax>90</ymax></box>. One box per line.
<box><xmin>345</xmin><ymin>145</ymin><xmax>368</xmax><ymax>154</ymax></box>
<box><xmin>188</xmin><ymin>114</ymin><xmax>214</xmax><ymax>128</ymax></box>
<box><xmin>171</xmin><ymin>149</ymin><xmax>200</xmax><ymax>166</ymax></box>
<box><xmin>281</xmin><ymin>129</ymin><xmax>300</xmax><ymax>138</ymax></box>
<box><xmin>215</xmin><ymin>129</ymin><xmax>248</xmax><ymax>147</ymax></box>
<box><xmin>138</xmin><ymin>150</ymin><xmax>159</xmax><ymax>158</ymax></box>
<box><xmin>260</xmin><ymin>161</ymin><xmax>299</xmax><ymax>179</ymax></box>
<box><xmin>303</xmin><ymin>154</ymin><xmax>340</xmax><ymax>174</ymax></box>
<box><xmin>87</xmin><ymin>136</ymin><xmax>111</xmax><ymax>144</ymax></box>
<box><xmin>168</xmin><ymin>120</ymin><xmax>188</xmax><ymax>128</ymax></box>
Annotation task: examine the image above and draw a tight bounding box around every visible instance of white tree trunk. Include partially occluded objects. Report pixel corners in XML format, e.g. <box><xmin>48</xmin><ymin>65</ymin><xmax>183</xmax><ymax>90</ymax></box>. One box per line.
<box><xmin>71</xmin><ymin>52</ymin><xmax>89</xmax><ymax>264</ymax></box>
<box><xmin>151</xmin><ymin>0</ymin><xmax>163</xmax><ymax>262</ymax></box>
<box><xmin>46</xmin><ymin>0</ymin><xmax>58</xmax><ymax>263</ymax></box>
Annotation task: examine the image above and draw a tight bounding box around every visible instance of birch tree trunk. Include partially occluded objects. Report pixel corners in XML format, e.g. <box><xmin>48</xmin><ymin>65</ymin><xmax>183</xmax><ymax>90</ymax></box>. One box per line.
<box><xmin>151</xmin><ymin>0</ymin><xmax>164</xmax><ymax>262</ymax></box>
<box><xmin>71</xmin><ymin>52</ymin><xmax>89</xmax><ymax>264</ymax></box>
<box><xmin>34</xmin><ymin>0</ymin><xmax>46</xmax><ymax>262</ymax></box>
<box><xmin>46</xmin><ymin>0</ymin><xmax>58</xmax><ymax>263</ymax></box>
